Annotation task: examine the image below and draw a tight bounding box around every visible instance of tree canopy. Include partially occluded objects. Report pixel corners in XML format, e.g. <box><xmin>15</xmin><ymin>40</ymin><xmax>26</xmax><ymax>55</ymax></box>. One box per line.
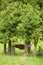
<box><xmin>0</xmin><ymin>0</ymin><xmax>43</xmax><ymax>44</ymax></box>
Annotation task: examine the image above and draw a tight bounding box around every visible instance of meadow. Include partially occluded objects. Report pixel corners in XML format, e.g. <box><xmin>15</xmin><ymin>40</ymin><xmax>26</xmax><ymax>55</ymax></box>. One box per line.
<box><xmin>0</xmin><ymin>41</ymin><xmax>43</xmax><ymax>65</ymax></box>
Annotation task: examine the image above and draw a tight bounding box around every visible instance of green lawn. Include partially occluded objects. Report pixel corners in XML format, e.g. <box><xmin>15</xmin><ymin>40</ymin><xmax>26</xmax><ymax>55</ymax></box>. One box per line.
<box><xmin>0</xmin><ymin>54</ymin><xmax>43</xmax><ymax>65</ymax></box>
<box><xmin>0</xmin><ymin>41</ymin><xmax>43</xmax><ymax>65</ymax></box>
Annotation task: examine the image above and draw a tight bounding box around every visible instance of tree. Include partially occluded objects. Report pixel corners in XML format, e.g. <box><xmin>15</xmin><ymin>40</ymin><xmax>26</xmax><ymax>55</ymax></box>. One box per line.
<box><xmin>0</xmin><ymin>0</ymin><xmax>43</xmax><ymax>56</ymax></box>
<box><xmin>15</xmin><ymin>3</ymin><xmax>41</xmax><ymax>56</ymax></box>
<box><xmin>0</xmin><ymin>1</ymin><xmax>24</xmax><ymax>54</ymax></box>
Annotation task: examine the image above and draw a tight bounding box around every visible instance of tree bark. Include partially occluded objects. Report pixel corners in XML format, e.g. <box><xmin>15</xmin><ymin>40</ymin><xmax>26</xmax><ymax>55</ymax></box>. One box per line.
<box><xmin>25</xmin><ymin>43</ymin><xmax>29</xmax><ymax>56</ymax></box>
<box><xmin>4</xmin><ymin>43</ymin><xmax>6</xmax><ymax>54</ymax></box>
<box><xmin>11</xmin><ymin>45</ymin><xmax>15</xmax><ymax>55</ymax></box>
<box><xmin>34</xmin><ymin>38</ymin><xmax>38</xmax><ymax>57</ymax></box>
<box><xmin>8</xmin><ymin>39</ymin><xmax>11</xmax><ymax>55</ymax></box>
<box><xmin>34</xmin><ymin>44</ymin><xmax>37</xmax><ymax>57</ymax></box>
<box><xmin>28</xmin><ymin>43</ymin><xmax>31</xmax><ymax>53</ymax></box>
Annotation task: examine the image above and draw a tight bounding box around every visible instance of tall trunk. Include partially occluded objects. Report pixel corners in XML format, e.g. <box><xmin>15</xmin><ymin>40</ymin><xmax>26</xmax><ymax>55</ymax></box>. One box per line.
<box><xmin>4</xmin><ymin>43</ymin><xmax>6</xmax><ymax>54</ymax></box>
<box><xmin>25</xmin><ymin>43</ymin><xmax>29</xmax><ymax>56</ymax></box>
<box><xmin>34</xmin><ymin>38</ymin><xmax>38</xmax><ymax>57</ymax></box>
<box><xmin>11</xmin><ymin>45</ymin><xmax>15</xmax><ymax>55</ymax></box>
<box><xmin>28</xmin><ymin>43</ymin><xmax>31</xmax><ymax>53</ymax></box>
<box><xmin>34</xmin><ymin>44</ymin><xmax>37</xmax><ymax>57</ymax></box>
<box><xmin>8</xmin><ymin>39</ymin><xmax>11</xmax><ymax>55</ymax></box>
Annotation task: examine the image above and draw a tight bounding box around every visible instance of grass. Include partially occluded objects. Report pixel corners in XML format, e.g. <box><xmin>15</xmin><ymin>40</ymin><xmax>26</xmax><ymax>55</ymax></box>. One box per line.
<box><xmin>0</xmin><ymin>41</ymin><xmax>43</xmax><ymax>65</ymax></box>
<box><xmin>0</xmin><ymin>54</ymin><xmax>43</xmax><ymax>65</ymax></box>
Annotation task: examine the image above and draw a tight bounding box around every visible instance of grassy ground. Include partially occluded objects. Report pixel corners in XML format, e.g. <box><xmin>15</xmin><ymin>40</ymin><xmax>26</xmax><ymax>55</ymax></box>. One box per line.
<box><xmin>0</xmin><ymin>54</ymin><xmax>43</xmax><ymax>65</ymax></box>
<box><xmin>0</xmin><ymin>41</ymin><xmax>43</xmax><ymax>65</ymax></box>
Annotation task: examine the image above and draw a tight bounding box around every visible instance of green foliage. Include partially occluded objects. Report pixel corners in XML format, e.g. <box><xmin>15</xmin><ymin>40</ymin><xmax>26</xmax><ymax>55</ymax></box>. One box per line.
<box><xmin>0</xmin><ymin>0</ymin><xmax>43</xmax><ymax>44</ymax></box>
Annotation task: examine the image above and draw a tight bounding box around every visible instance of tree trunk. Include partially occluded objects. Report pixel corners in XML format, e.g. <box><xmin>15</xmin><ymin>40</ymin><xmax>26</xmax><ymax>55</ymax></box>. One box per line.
<box><xmin>8</xmin><ymin>39</ymin><xmax>11</xmax><ymax>55</ymax></box>
<box><xmin>28</xmin><ymin>43</ymin><xmax>31</xmax><ymax>53</ymax></box>
<box><xmin>25</xmin><ymin>43</ymin><xmax>29</xmax><ymax>56</ymax></box>
<box><xmin>4</xmin><ymin>43</ymin><xmax>6</xmax><ymax>54</ymax></box>
<box><xmin>34</xmin><ymin>38</ymin><xmax>38</xmax><ymax>57</ymax></box>
<box><xmin>11</xmin><ymin>45</ymin><xmax>15</xmax><ymax>55</ymax></box>
<box><xmin>34</xmin><ymin>44</ymin><xmax>37</xmax><ymax>57</ymax></box>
